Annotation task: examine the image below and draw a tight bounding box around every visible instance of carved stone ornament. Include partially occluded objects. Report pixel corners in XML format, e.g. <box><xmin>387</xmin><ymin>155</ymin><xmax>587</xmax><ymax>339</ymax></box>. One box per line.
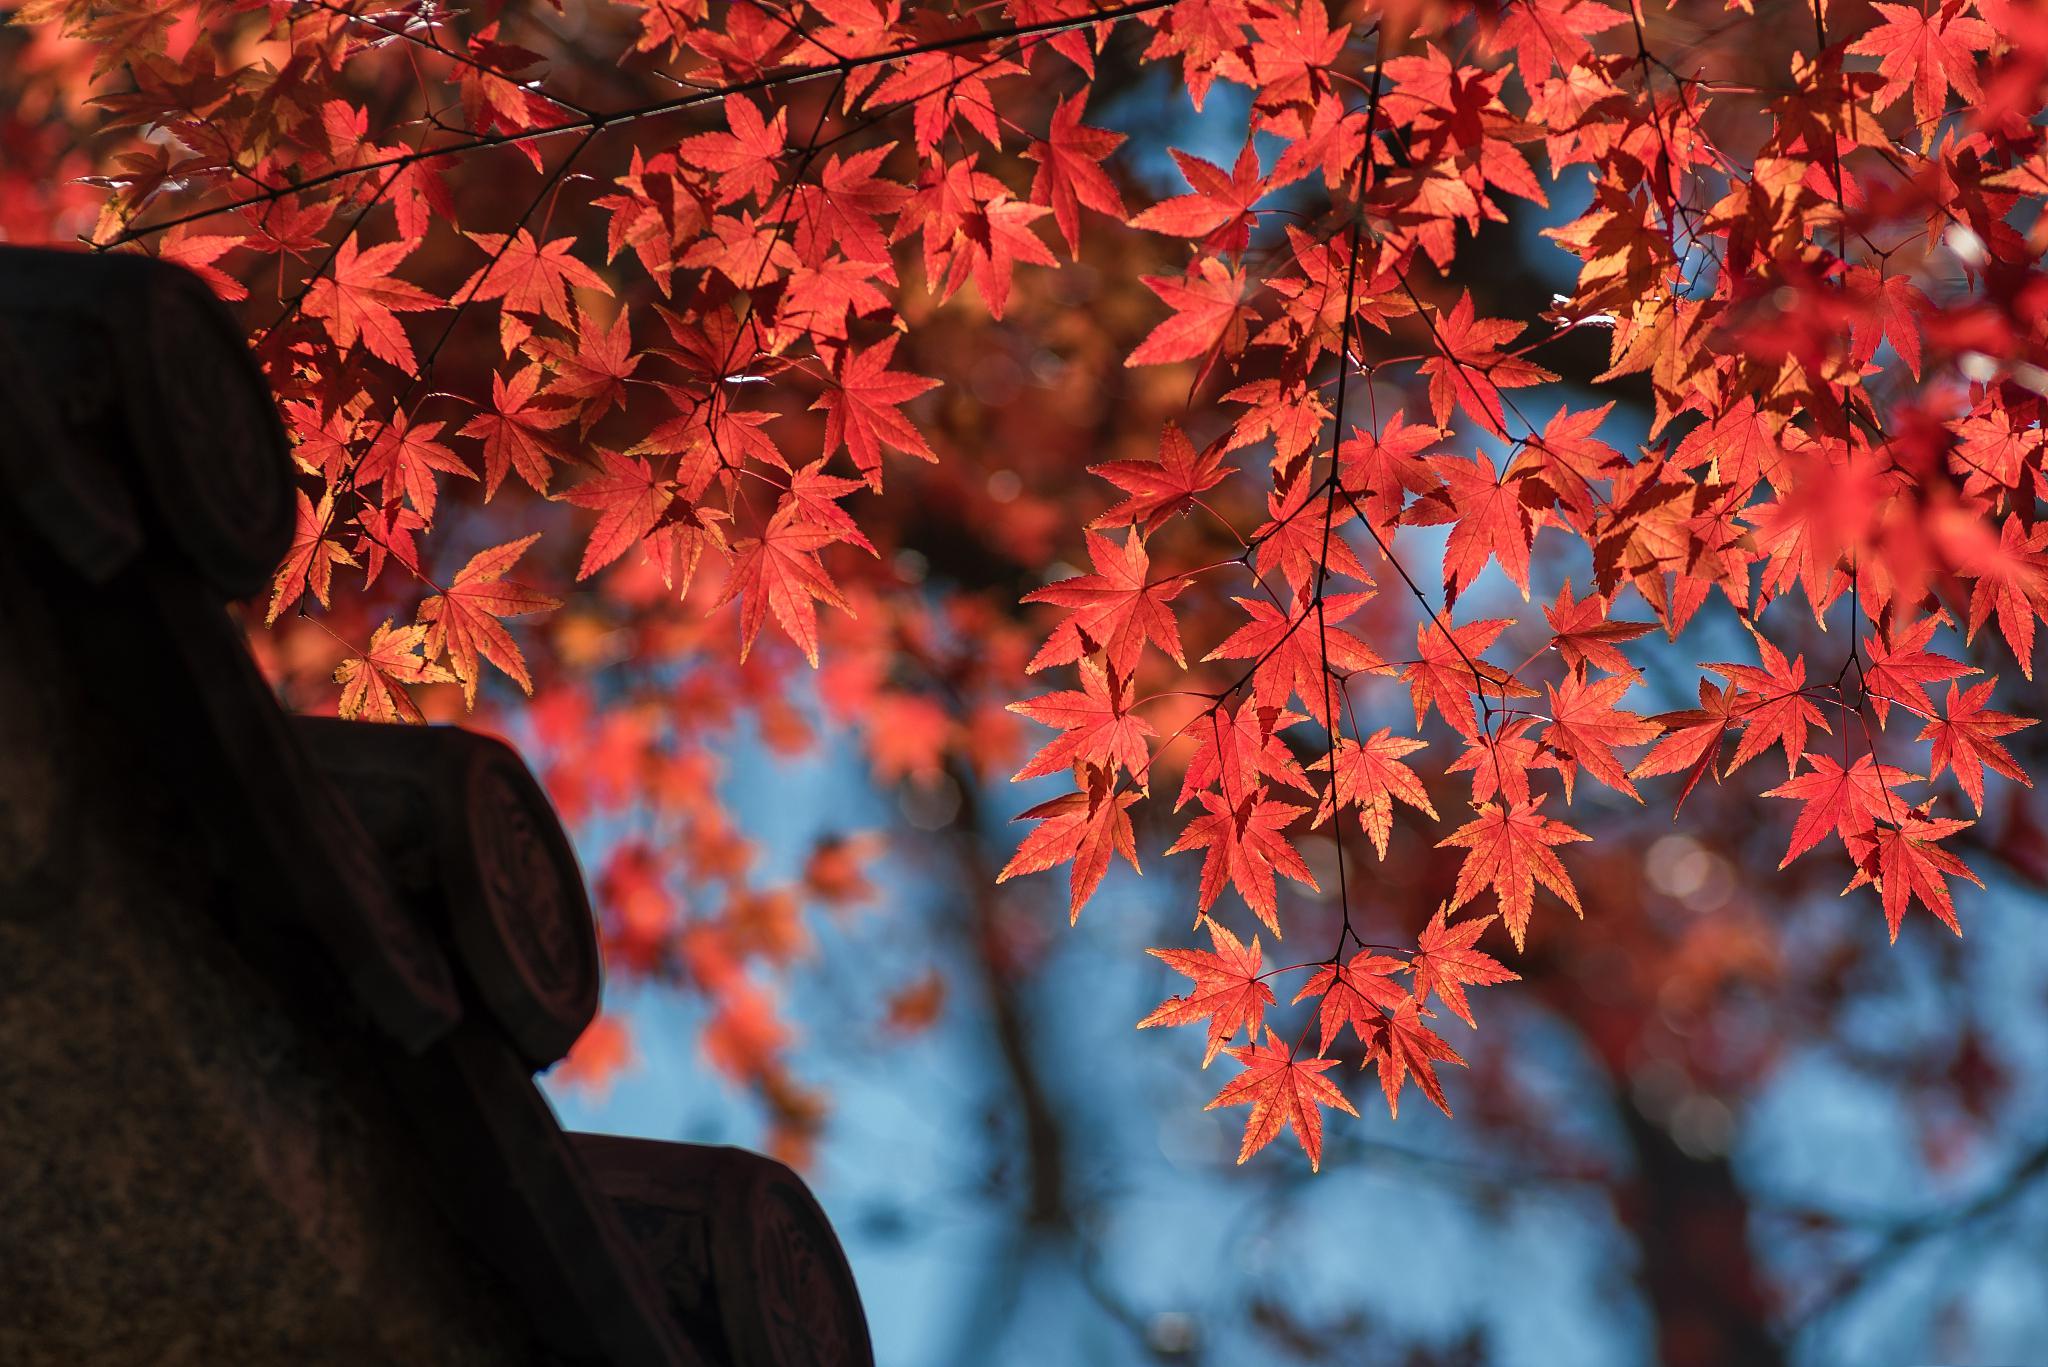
<box><xmin>577</xmin><ymin>1135</ymin><xmax>877</xmax><ymax>1367</ymax></box>
<box><xmin>294</xmin><ymin>717</ymin><xmax>604</xmax><ymax>1070</ymax></box>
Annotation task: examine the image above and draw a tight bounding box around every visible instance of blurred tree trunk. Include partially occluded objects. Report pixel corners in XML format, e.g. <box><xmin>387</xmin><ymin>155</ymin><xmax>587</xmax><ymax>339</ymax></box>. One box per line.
<box><xmin>1616</xmin><ymin>1096</ymin><xmax>1785</xmax><ymax>1367</ymax></box>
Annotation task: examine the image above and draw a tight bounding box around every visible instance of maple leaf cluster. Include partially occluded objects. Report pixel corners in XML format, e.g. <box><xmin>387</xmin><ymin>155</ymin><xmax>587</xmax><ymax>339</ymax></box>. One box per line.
<box><xmin>19</xmin><ymin>0</ymin><xmax>2048</xmax><ymax>1169</ymax></box>
<box><xmin>997</xmin><ymin>0</ymin><xmax>2048</xmax><ymax>1168</ymax></box>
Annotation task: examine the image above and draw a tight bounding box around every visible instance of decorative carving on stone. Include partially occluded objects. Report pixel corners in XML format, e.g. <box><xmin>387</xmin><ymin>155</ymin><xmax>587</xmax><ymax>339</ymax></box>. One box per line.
<box><xmin>576</xmin><ymin>1135</ymin><xmax>876</xmax><ymax>1367</ymax></box>
<box><xmin>294</xmin><ymin>719</ymin><xmax>603</xmax><ymax>1070</ymax></box>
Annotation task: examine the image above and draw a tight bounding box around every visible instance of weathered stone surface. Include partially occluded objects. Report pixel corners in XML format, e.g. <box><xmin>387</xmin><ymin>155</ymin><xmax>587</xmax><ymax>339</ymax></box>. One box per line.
<box><xmin>0</xmin><ymin>245</ymin><xmax>292</xmax><ymax>596</ymax></box>
<box><xmin>0</xmin><ymin>546</ymin><xmax>547</xmax><ymax>1365</ymax></box>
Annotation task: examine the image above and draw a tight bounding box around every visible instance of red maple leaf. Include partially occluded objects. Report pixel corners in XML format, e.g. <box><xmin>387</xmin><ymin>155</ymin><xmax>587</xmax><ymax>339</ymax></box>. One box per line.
<box><xmin>1168</xmin><ymin>787</ymin><xmax>1318</xmax><ymax>936</ymax></box>
<box><xmin>1204</xmin><ymin>592</ymin><xmax>1391</xmax><ymax>728</ymax></box>
<box><xmin>460</xmin><ymin>229</ymin><xmax>611</xmax><ymax>326</ymax></box>
<box><xmin>1292</xmin><ymin>950</ymin><xmax>1407</xmax><ymax>1055</ymax></box>
<box><xmin>1223</xmin><ymin>375</ymin><xmax>1332</xmax><ymax>471</ymax></box>
<box><xmin>1400</xmin><ymin>617</ymin><xmax>1534</xmax><ymax>740</ymax></box>
<box><xmin>528</xmin><ymin>304</ymin><xmax>640</xmax><ymax>430</ymax></box>
<box><xmin>1247</xmin><ymin>0</ymin><xmax>1349</xmax><ymax>104</ymax></box>
<box><xmin>1129</xmin><ymin>139</ymin><xmax>1267</xmax><ymax>255</ymax></box>
<box><xmin>558</xmin><ymin>447</ymin><xmax>676</xmax><ymax>580</ymax></box>
<box><xmin>1544</xmin><ymin>580</ymin><xmax>1651</xmax><ymax>678</ymax></box>
<box><xmin>794</xmin><ymin>143</ymin><xmax>912</xmax><ymax>264</ymax></box>
<box><xmin>361</xmin><ymin>410</ymin><xmax>474</xmax><ymax>523</ymax></box>
<box><xmin>1126</xmin><ymin>258</ymin><xmax>1252</xmax><ymax>370</ymax></box>
<box><xmin>953</xmin><ymin>194</ymin><xmax>1058</xmax><ymax>321</ymax></box>
<box><xmin>1764</xmin><ymin>753</ymin><xmax>1921</xmax><ymax>868</ymax></box>
<box><xmin>869</xmin><ymin>49</ymin><xmax>1022</xmax><ymax>156</ymax></box>
<box><xmin>1861</xmin><ymin>612</ymin><xmax>1973</xmax><ymax>727</ymax></box>
<box><xmin>1448</xmin><ymin>715</ymin><xmax>1568</xmax><ymax>808</ymax></box>
<box><xmin>1412</xmin><ymin>450</ymin><xmax>1553</xmax><ymax>602</ymax></box>
<box><xmin>1481</xmin><ymin>0</ymin><xmax>1628</xmax><ymax>81</ymax></box>
<box><xmin>1417</xmin><ymin>292</ymin><xmax>1557</xmax><ymax>439</ymax></box>
<box><xmin>1024</xmin><ymin>529</ymin><xmax>1191</xmax><ymax>674</ymax></box>
<box><xmin>1847</xmin><ymin>0</ymin><xmax>1995</xmax><ymax>130</ymax></box>
<box><xmin>1088</xmin><ymin>420</ymin><xmax>1232</xmax><ymax>534</ymax></box>
<box><xmin>353</xmin><ymin>500</ymin><xmax>426</xmax><ymax>591</ymax></box>
<box><xmin>812</xmin><ymin>336</ymin><xmax>939</xmax><ymax>489</ymax></box>
<box><xmin>1010</xmin><ymin>658</ymin><xmax>1156</xmax><ymax>783</ymax></box>
<box><xmin>302</xmin><ymin>237</ymin><xmax>441</xmax><ymax>370</ymax></box>
<box><xmin>1962</xmin><ymin>516</ymin><xmax>2048</xmax><ymax>679</ymax></box>
<box><xmin>677</xmin><ymin>94</ymin><xmax>787</xmax><ymax>207</ymax></box>
<box><xmin>1631</xmin><ymin>678</ymin><xmax>1744</xmax><ymax>811</ymax></box>
<box><xmin>1339</xmin><ymin>412</ymin><xmax>1444</xmax><ymax>533</ymax></box>
<box><xmin>1176</xmin><ymin>702</ymin><xmax>1314</xmax><ymax>811</ymax></box>
<box><xmin>1251</xmin><ymin>470</ymin><xmax>1374</xmax><ymax>597</ymax></box>
<box><xmin>1364</xmin><ymin>998</ymin><xmax>1465</xmax><ymax>1119</ymax></box>
<box><xmin>1409</xmin><ymin>906</ymin><xmax>1517</xmax><ymax>1027</ymax></box>
<box><xmin>1919</xmin><ymin>679</ymin><xmax>2033</xmax><ymax>814</ymax></box>
<box><xmin>1309</xmin><ymin>729</ymin><xmax>1437</xmax><ymax>858</ymax></box>
<box><xmin>1205</xmin><ymin>1028</ymin><xmax>1359</xmax><ymax>1171</ymax></box>
<box><xmin>719</xmin><ymin>500</ymin><xmax>852</xmax><ymax>665</ymax></box>
<box><xmin>158</xmin><ymin>226</ymin><xmax>246</xmax><ymax>301</ymax></box>
<box><xmin>419</xmin><ymin>534</ymin><xmax>562</xmax><ymax>704</ymax></box>
<box><xmin>1525</xmin><ymin>404</ymin><xmax>1627</xmax><ymax>524</ymax></box>
<box><xmin>998</xmin><ymin>762</ymin><xmax>1143</xmax><ymax>923</ymax></box>
<box><xmin>1437</xmin><ymin>798</ymin><xmax>1591</xmax><ymax>948</ymax></box>
<box><xmin>1708</xmin><ymin>638</ymin><xmax>1829</xmax><ymax>778</ymax></box>
<box><xmin>1672</xmin><ymin>397</ymin><xmax>1784</xmax><ymax>493</ymax></box>
<box><xmin>1137</xmin><ymin>917</ymin><xmax>1276</xmax><ymax>1065</ymax></box>
<box><xmin>779</xmin><ymin>256</ymin><xmax>891</xmax><ymax>340</ymax></box>
<box><xmin>1540</xmin><ymin>673</ymin><xmax>1662</xmax><ymax>800</ymax></box>
<box><xmin>1024</xmin><ymin>92</ymin><xmax>1127</xmax><ymax>255</ymax></box>
<box><xmin>460</xmin><ymin>364</ymin><xmax>574</xmax><ymax>498</ymax></box>
<box><xmin>1845</xmin><ymin>813</ymin><xmax>1982</xmax><ymax>940</ymax></box>
<box><xmin>781</xmin><ymin>459</ymin><xmax>875</xmax><ymax>554</ymax></box>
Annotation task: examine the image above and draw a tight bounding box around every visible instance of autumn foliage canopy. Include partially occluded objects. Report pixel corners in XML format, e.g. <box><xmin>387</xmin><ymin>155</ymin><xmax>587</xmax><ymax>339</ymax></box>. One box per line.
<box><xmin>9</xmin><ymin>0</ymin><xmax>2048</xmax><ymax>1171</ymax></box>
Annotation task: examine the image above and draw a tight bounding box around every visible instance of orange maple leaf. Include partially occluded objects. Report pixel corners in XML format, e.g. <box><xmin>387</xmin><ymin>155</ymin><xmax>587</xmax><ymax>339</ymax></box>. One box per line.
<box><xmin>1292</xmin><ymin>950</ymin><xmax>1407</xmax><ymax>1056</ymax></box>
<box><xmin>1024</xmin><ymin>529</ymin><xmax>1190</xmax><ymax>675</ymax></box>
<box><xmin>1408</xmin><ymin>906</ymin><xmax>1517</xmax><ymax>1027</ymax></box>
<box><xmin>1138</xmin><ymin>917</ymin><xmax>1277</xmax><ymax>1066</ymax></box>
<box><xmin>419</xmin><ymin>534</ymin><xmax>561</xmax><ymax>705</ymax></box>
<box><xmin>1205</xmin><ymin>1027</ymin><xmax>1359</xmax><ymax>1171</ymax></box>
<box><xmin>267</xmin><ymin>490</ymin><xmax>357</xmax><ymax>623</ymax></box>
<box><xmin>1167</xmin><ymin>787</ymin><xmax>1318</xmax><ymax>936</ymax></box>
<box><xmin>1364</xmin><ymin>998</ymin><xmax>1465</xmax><ymax>1119</ymax></box>
<box><xmin>1309</xmin><ymin>728</ymin><xmax>1437</xmax><ymax>859</ymax></box>
<box><xmin>335</xmin><ymin>620</ymin><xmax>453</xmax><ymax>723</ymax></box>
<box><xmin>998</xmin><ymin>762</ymin><xmax>1143</xmax><ymax>923</ymax></box>
<box><xmin>1437</xmin><ymin>797</ymin><xmax>1591</xmax><ymax>948</ymax></box>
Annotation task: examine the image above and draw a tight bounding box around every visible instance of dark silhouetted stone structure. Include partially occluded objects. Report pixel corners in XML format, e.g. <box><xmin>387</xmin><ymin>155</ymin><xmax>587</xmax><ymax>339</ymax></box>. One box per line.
<box><xmin>0</xmin><ymin>244</ymin><xmax>872</xmax><ymax>1366</ymax></box>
